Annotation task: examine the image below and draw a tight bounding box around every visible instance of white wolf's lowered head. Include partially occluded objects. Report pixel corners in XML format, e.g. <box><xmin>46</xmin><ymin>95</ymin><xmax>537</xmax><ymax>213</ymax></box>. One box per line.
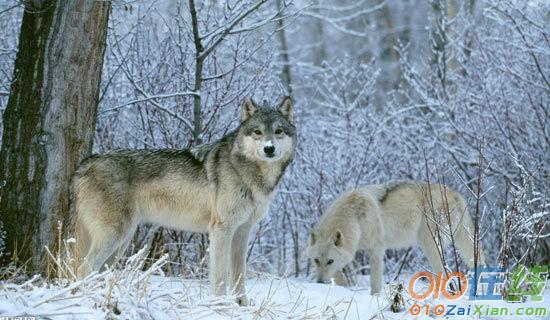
<box><xmin>308</xmin><ymin>229</ymin><xmax>352</xmax><ymax>284</ymax></box>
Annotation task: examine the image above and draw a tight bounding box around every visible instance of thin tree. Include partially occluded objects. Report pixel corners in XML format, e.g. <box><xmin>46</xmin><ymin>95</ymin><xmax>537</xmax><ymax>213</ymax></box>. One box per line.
<box><xmin>277</xmin><ymin>0</ymin><xmax>293</xmax><ymax>95</ymax></box>
<box><xmin>0</xmin><ymin>0</ymin><xmax>110</xmax><ymax>272</ymax></box>
<box><xmin>188</xmin><ymin>0</ymin><xmax>268</xmax><ymax>145</ymax></box>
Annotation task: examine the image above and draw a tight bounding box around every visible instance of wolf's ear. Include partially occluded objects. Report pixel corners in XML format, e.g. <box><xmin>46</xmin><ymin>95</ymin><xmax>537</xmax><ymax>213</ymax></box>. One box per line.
<box><xmin>334</xmin><ymin>230</ymin><xmax>344</xmax><ymax>247</ymax></box>
<box><xmin>242</xmin><ymin>97</ymin><xmax>258</xmax><ymax>122</ymax></box>
<box><xmin>277</xmin><ymin>96</ymin><xmax>293</xmax><ymax>123</ymax></box>
<box><xmin>309</xmin><ymin>229</ymin><xmax>318</xmax><ymax>246</ymax></box>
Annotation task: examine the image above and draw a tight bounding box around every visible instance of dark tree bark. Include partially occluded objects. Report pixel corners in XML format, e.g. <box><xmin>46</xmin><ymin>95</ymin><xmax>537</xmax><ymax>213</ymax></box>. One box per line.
<box><xmin>0</xmin><ymin>0</ymin><xmax>110</xmax><ymax>271</ymax></box>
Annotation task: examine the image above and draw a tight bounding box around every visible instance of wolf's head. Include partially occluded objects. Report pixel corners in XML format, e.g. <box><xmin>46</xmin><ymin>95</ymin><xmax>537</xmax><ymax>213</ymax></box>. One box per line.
<box><xmin>235</xmin><ymin>97</ymin><xmax>296</xmax><ymax>163</ymax></box>
<box><xmin>307</xmin><ymin>229</ymin><xmax>353</xmax><ymax>284</ymax></box>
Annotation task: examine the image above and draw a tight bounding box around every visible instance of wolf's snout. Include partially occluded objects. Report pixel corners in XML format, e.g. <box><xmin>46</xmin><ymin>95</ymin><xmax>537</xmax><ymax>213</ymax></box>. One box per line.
<box><xmin>264</xmin><ymin>145</ymin><xmax>275</xmax><ymax>157</ymax></box>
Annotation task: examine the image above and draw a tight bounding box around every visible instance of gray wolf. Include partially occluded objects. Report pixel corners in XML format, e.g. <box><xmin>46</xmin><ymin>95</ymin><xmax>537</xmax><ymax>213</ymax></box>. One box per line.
<box><xmin>307</xmin><ymin>181</ymin><xmax>485</xmax><ymax>294</ymax></box>
<box><xmin>72</xmin><ymin>97</ymin><xmax>295</xmax><ymax>305</ymax></box>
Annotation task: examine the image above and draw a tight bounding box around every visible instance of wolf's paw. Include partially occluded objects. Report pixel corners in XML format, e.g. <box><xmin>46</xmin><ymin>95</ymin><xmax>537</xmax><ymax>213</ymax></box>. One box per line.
<box><xmin>236</xmin><ymin>295</ymin><xmax>249</xmax><ymax>306</ymax></box>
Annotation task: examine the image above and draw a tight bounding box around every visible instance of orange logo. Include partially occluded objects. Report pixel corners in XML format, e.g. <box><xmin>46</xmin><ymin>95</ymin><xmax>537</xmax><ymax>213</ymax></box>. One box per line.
<box><xmin>408</xmin><ymin>271</ymin><xmax>468</xmax><ymax>301</ymax></box>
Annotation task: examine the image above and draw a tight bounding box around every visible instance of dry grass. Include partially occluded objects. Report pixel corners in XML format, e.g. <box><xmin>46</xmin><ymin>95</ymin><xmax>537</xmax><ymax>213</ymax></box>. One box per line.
<box><xmin>0</xmin><ymin>246</ymin><xmax>394</xmax><ymax>320</ymax></box>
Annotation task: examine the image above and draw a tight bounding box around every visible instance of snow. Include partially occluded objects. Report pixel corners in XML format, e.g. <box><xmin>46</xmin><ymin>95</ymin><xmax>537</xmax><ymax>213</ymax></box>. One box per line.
<box><xmin>0</xmin><ymin>249</ymin><xmax>548</xmax><ymax>319</ymax></box>
<box><xmin>0</xmin><ymin>248</ymin><xmax>386</xmax><ymax>319</ymax></box>
<box><xmin>1</xmin><ymin>276</ymin><xmax>548</xmax><ymax>320</ymax></box>
<box><xmin>0</xmin><ymin>269</ymin><xmax>385</xmax><ymax>319</ymax></box>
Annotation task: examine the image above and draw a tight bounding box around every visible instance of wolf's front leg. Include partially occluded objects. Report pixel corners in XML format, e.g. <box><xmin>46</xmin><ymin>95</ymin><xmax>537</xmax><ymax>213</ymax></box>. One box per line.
<box><xmin>231</xmin><ymin>222</ymin><xmax>253</xmax><ymax>306</ymax></box>
<box><xmin>209</xmin><ymin>221</ymin><xmax>234</xmax><ymax>296</ymax></box>
<box><xmin>367</xmin><ymin>248</ymin><xmax>385</xmax><ymax>295</ymax></box>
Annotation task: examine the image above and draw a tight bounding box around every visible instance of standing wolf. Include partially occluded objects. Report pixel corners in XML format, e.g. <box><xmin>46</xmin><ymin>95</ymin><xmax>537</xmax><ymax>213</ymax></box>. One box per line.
<box><xmin>307</xmin><ymin>181</ymin><xmax>485</xmax><ymax>294</ymax></box>
<box><xmin>72</xmin><ymin>97</ymin><xmax>295</xmax><ymax>305</ymax></box>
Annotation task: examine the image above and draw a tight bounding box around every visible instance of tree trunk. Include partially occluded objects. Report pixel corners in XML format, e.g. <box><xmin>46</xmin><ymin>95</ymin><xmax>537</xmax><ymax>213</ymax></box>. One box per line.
<box><xmin>311</xmin><ymin>0</ymin><xmax>327</xmax><ymax>66</ymax></box>
<box><xmin>276</xmin><ymin>0</ymin><xmax>292</xmax><ymax>95</ymax></box>
<box><xmin>189</xmin><ymin>0</ymin><xmax>203</xmax><ymax>145</ymax></box>
<box><xmin>0</xmin><ymin>0</ymin><xmax>110</xmax><ymax>271</ymax></box>
<box><xmin>375</xmin><ymin>2</ymin><xmax>399</xmax><ymax>111</ymax></box>
<box><xmin>431</xmin><ymin>0</ymin><xmax>448</xmax><ymax>96</ymax></box>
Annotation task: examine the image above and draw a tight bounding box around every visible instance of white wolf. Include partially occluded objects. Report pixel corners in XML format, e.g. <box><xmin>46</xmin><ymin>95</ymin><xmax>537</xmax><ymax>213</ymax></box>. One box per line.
<box><xmin>307</xmin><ymin>181</ymin><xmax>485</xmax><ymax>294</ymax></box>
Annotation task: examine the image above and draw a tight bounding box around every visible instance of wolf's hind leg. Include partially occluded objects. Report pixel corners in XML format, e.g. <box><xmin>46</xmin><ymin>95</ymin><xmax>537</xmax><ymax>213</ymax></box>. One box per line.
<box><xmin>455</xmin><ymin>224</ymin><xmax>485</xmax><ymax>268</ymax></box>
<box><xmin>417</xmin><ymin>230</ymin><xmax>445</xmax><ymax>276</ymax></box>
<box><xmin>104</xmin><ymin>227</ymin><xmax>137</xmax><ymax>269</ymax></box>
<box><xmin>77</xmin><ymin>227</ymin><xmax>130</xmax><ymax>278</ymax></box>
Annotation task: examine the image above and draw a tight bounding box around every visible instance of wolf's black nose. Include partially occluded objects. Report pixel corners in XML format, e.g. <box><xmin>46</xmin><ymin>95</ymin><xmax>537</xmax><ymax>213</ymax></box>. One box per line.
<box><xmin>264</xmin><ymin>145</ymin><xmax>275</xmax><ymax>156</ymax></box>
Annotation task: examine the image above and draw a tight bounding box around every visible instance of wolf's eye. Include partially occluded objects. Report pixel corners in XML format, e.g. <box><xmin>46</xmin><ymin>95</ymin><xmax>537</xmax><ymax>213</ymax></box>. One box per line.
<box><xmin>253</xmin><ymin>129</ymin><xmax>262</xmax><ymax>135</ymax></box>
<box><xmin>327</xmin><ymin>259</ymin><xmax>334</xmax><ymax>265</ymax></box>
<box><xmin>275</xmin><ymin>128</ymin><xmax>283</xmax><ymax>135</ymax></box>
<box><xmin>314</xmin><ymin>258</ymin><xmax>320</xmax><ymax>265</ymax></box>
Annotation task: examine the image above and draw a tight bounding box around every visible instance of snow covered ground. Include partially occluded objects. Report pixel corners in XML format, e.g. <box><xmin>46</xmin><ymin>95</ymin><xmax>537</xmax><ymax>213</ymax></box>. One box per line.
<box><xmin>0</xmin><ymin>250</ymin><xmax>548</xmax><ymax>319</ymax></box>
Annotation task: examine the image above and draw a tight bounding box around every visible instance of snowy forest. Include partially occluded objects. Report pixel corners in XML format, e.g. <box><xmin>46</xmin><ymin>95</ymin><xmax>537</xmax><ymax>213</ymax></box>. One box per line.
<box><xmin>0</xmin><ymin>0</ymin><xmax>548</xmax><ymax>319</ymax></box>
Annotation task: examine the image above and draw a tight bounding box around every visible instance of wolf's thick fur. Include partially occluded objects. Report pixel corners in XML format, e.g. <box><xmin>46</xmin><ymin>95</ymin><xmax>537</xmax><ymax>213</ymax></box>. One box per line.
<box><xmin>307</xmin><ymin>181</ymin><xmax>485</xmax><ymax>294</ymax></box>
<box><xmin>72</xmin><ymin>97</ymin><xmax>295</xmax><ymax>305</ymax></box>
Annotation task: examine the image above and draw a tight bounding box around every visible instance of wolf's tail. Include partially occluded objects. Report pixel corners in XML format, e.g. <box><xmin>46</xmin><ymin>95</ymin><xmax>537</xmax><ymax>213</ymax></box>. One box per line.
<box><xmin>73</xmin><ymin>213</ymin><xmax>90</xmax><ymax>266</ymax></box>
<box><xmin>455</xmin><ymin>194</ymin><xmax>486</xmax><ymax>267</ymax></box>
<box><xmin>68</xmin><ymin>176</ymin><xmax>91</xmax><ymax>276</ymax></box>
